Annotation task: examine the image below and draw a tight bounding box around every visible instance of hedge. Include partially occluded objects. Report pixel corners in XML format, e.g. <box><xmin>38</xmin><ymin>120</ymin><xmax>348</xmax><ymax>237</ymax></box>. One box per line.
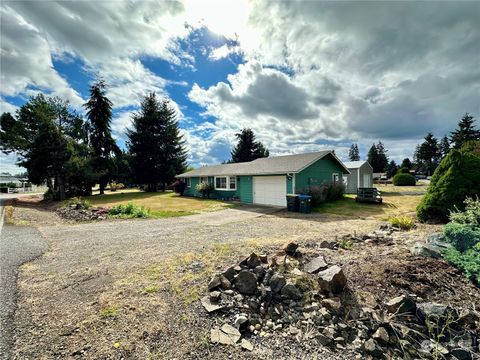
<box><xmin>392</xmin><ymin>173</ymin><xmax>416</xmax><ymax>186</ymax></box>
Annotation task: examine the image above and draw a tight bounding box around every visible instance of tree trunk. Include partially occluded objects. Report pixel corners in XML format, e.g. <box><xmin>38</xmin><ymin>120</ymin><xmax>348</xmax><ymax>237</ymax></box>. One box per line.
<box><xmin>57</xmin><ymin>176</ymin><xmax>66</xmax><ymax>201</ymax></box>
<box><xmin>162</xmin><ymin>182</ymin><xmax>166</xmax><ymax>192</ymax></box>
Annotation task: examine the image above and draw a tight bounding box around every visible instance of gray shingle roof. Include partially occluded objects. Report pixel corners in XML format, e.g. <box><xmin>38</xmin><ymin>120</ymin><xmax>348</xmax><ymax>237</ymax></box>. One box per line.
<box><xmin>178</xmin><ymin>150</ymin><xmax>350</xmax><ymax>177</ymax></box>
<box><xmin>343</xmin><ymin>161</ymin><xmax>373</xmax><ymax>170</ymax></box>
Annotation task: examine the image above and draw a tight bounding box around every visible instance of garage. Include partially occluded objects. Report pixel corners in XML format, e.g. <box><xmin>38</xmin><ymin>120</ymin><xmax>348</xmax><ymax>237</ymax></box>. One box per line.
<box><xmin>253</xmin><ymin>176</ymin><xmax>286</xmax><ymax>206</ymax></box>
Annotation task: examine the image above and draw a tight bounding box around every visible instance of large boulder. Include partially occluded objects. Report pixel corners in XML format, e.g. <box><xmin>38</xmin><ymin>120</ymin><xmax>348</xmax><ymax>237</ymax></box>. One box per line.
<box><xmin>317</xmin><ymin>265</ymin><xmax>347</xmax><ymax>294</ymax></box>
<box><xmin>411</xmin><ymin>242</ymin><xmax>443</xmax><ymax>259</ymax></box>
<box><xmin>234</xmin><ymin>270</ymin><xmax>258</xmax><ymax>295</ymax></box>
<box><xmin>304</xmin><ymin>255</ymin><xmax>328</xmax><ymax>274</ymax></box>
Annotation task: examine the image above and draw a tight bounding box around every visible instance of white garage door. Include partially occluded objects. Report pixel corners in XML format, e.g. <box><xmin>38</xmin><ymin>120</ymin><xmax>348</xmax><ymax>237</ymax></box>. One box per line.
<box><xmin>253</xmin><ymin>176</ymin><xmax>287</xmax><ymax>206</ymax></box>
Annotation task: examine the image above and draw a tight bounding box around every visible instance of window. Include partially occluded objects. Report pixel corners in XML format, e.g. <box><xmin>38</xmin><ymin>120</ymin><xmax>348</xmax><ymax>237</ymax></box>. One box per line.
<box><xmin>200</xmin><ymin>176</ymin><xmax>208</xmax><ymax>183</ymax></box>
<box><xmin>343</xmin><ymin>175</ymin><xmax>348</xmax><ymax>187</ymax></box>
<box><xmin>332</xmin><ymin>173</ymin><xmax>340</xmax><ymax>185</ymax></box>
<box><xmin>215</xmin><ymin>176</ymin><xmax>236</xmax><ymax>191</ymax></box>
<box><xmin>184</xmin><ymin>177</ymin><xmax>191</xmax><ymax>187</ymax></box>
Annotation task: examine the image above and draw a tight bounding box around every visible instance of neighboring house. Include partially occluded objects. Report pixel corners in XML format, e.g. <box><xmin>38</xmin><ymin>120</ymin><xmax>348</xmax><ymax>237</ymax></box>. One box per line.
<box><xmin>177</xmin><ymin>151</ymin><xmax>350</xmax><ymax>207</ymax></box>
<box><xmin>343</xmin><ymin>161</ymin><xmax>374</xmax><ymax>193</ymax></box>
<box><xmin>0</xmin><ymin>176</ymin><xmax>23</xmax><ymax>187</ymax></box>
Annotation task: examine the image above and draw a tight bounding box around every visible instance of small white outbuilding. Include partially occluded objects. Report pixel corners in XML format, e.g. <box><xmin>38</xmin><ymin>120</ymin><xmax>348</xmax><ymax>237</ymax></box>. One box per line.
<box><xmin>343</xmin><ymin>161</ymin><xmax>374</xmax><ymax>193</ymax></box>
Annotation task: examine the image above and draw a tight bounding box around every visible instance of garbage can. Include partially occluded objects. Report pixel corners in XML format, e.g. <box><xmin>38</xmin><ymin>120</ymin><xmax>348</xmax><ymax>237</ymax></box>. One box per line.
<box><xmin>286</xmin><ymin>194</ymin><xmax>299</xmax><ymax>212</ymax></box>
<box><xmin>298</xmin><ymin>195</ymin><xmax>312</xmax><ymax>214</ymax></box>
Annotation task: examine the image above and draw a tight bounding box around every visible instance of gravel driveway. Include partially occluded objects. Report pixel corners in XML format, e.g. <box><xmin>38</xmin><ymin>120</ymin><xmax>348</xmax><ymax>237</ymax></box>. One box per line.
<box><xmin>11</xmin><ymin>209</ymin><xmax>379</xmax><ymax>359</ymax></box>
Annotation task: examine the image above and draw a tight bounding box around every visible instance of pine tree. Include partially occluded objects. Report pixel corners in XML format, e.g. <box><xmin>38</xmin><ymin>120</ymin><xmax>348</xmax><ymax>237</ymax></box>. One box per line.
<box><xmin>450</xmin><ymin>113</ymin><xmax>480</xmax><ymax>149</ymax></box>
<box><xmin>348</xmin><ymin>144</ymin><xmax>360</xmax><ymax>161</ymax></box>
<box><xmin>385</xmin><ymin>160</ymin><xmax>398</xmax><ymax>179</ymax></box>
<box><xmin>128</xmin><ymin>93</ymin><xmax>187</xmax><ymax>192</ymax></box>
<box><xmin>401</xmin><ymin>158</ymin><xmax>413</xmax><ymax>169</ymax></box>
<box><xmin>230</xmin><ymin>128</ymin><xmax>269</xmax><ymax>163</ymax></box>
<box><xmin>439</xmin><ymin>135</ymin><xmax>450</xmax><ymax>158</ymax></box>
<box><xmin>367</xmin><ymin>144</ymin><xmax>379</xmax><ymax>172</ymax></box>
<box><xmin>84</xmin><ymin>80</ymin><xmax>119</xmax><ymax>194</ymax></box>
<box><xmin>416</xmin><ymin>132</ymin><xmax>441</xmax><ymax>175</ymax></box>
<box><xmin>375</xmin><ymin>141</ymin><xmax>389</xmax><ymax>172</ymax></box>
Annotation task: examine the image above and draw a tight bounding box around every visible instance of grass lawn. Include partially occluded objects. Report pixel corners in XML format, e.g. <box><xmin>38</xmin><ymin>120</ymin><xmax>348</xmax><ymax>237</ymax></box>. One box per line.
<box><xmin>375</xmin><ymin>184</ymin><xmax>428</xmax><ymax>193</ymax></box>
<box><xmin>313</xmin><ymin>192</ymin><xmax>423</xmax><ymax>219</ymax></box>
<box><xmin>85</xmin><ymin>190</ymin><xmax>233</xmax><ymax>218</ymax></box>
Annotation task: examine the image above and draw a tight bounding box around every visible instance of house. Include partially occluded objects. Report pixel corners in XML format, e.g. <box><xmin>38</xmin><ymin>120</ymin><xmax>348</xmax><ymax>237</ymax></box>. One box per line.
<box><xmin>0</xmin><ymin>175</ymin><xmax>23</xmax><ymax>187</ymax></box>
<box><xmin>177</xmin><ymin>151</ymin><xmax>350</xmax><ymax>207</ymax></box>
<box><xmin>343</xmin><ymin>161</ymin><xmax>374</xmax><ymax>193</ymax></box>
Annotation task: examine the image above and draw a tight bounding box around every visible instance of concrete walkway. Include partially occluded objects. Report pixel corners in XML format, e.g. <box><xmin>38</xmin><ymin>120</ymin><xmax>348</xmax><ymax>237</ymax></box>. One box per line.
<box><xmin>0</xmin><ymin>201</ymin><xmax>48</xmax><ymax>360</ymax></box>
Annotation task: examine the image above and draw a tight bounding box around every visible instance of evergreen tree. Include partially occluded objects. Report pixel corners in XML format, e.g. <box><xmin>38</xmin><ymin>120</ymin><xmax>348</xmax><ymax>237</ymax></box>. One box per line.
<box><xmin>450</xmin><ymin>113</ymin><xmax>480</xmax><ymax>149</ymax></box>
<box><xmin>0</xmin><ymin>94</ymin><xmax>93</xmax><ymax>200</ymax></box>
<box><xmin>84</xmin><ymin>80</ymin><xmax>119</xmax><ymax>194</ymax></box>
<box><xmin>367</xmin><ymin>144</ymin><xmax>379</xmax><ymax>171</ymax></box>
<box><xmin>401</xmin><ymin>158</ymin><xmax>413</xmax><ymax>169</ymax></box>
<box><xmin>385</xmin><ymin>160</ymin><xmax>398</xmax><ymax>179</ymax></box>
<box><xmin>230</xmin><ymin>128</ymin><xmax>269</xmax><ymax>163</ymax></box>
<box><xmin>128</xmin><ymin>93</ymin><xmax>187</xmax><ymax>192</ymax></box>
<box><xmin>376</xmin><ymin>141</ymin><xmax>389</xmax><ymax>172</ymax></box>
<box><xmin>439</xmin><ymin>135</ymin><xmax>450</xmax><ymax>158</ymax></box>
<box><xmin>416</xmin><ymin>132</ymin><xmax>441</xmax><ymax>176</ymax></box>
<box><xmin>348</xmin><ymin>144</ymin><xmax>360</xmax><ymax>161</ymax></box>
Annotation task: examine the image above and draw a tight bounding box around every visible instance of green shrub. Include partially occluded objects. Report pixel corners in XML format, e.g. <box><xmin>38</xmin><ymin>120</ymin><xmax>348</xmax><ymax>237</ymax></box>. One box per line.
<box><xmin>444</xmin><ymin>223</ymin><xmax>480</xmax><ymax>252</ymax></box>
<box><xmin>417</xmin><ymin>150</ymin><xmax>480</xmax><ymax>222</ymax></box>
<box><xmin>306</xmin><ymin>181</ymin><xmax>344</xmax><ymax>207</ymax></box>
<box><xmin>388</xmin><ymin>215</ymin><xmax>415</xmax><ymax>230</ymax></box>
<box><xmin>392</xmin><ymin>173</ymin><xmax>416</xmax><ymax>186</ymax></box>
<box><xmin>108</xmin><ymin>203</ymin><xmax>150</xmax><ymax>218</ymax></box>
<box><xmin>195</xmin><ymin>181</ymin><xmax>214</xmax><ymax>198</ymax></box>
<box><xmin>449</xmin><ymin>197</ymin><xmax>480</xmax><ymax>228</ymax></box>
<box><xmin>398</xmin><ymin>167</ymin><xmax>411</xmax><ymax>174</ymax></box>
<box><xmin>443</xmin><ymin>244</ymin><xmax>480</xmax><ymax>286</ymax></box>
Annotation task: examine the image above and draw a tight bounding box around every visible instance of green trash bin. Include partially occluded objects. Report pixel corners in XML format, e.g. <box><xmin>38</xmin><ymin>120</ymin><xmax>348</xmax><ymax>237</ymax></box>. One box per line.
<box><xmin>298</xmin><ymin>195</ymin><xmax>312</xmax><ymax>214</ymax></box>
<box><xmin>286</xmin><ymin>194</ymin><xmax>299</xmax><ymax>212</ymax></box>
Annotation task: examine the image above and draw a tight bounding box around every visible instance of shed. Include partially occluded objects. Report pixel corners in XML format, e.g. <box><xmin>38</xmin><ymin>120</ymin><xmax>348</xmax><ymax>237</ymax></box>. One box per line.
<box><xmin>343</xmin><ymin>161</ymin><xmax>374</xmax><ymax>193</ymax></box>
<box><xmin>177</xmin><ymin>151</ymin><xmax>350</xmax><ymax>207</ymax></box>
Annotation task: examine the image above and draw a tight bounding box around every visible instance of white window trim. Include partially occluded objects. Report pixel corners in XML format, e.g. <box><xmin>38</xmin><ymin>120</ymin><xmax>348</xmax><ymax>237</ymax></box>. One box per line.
<box><xmin>200</xmin><ymin>176</ymin><xmax>208</xmax><ymax>183</ymax></box>
<box><xmin>214</xmin><ymin>176</ymin><xmax>237</xmax><ymax>191</ymax></box>
<box><xmin>332</xmin><ymin>173</ymin><xmax>339</xmax><ymax>185</ymax></box>
<box><xmin>184</xmin><ymin>177</ymin><xmax>191</xmax><ymax>188</ymax></box>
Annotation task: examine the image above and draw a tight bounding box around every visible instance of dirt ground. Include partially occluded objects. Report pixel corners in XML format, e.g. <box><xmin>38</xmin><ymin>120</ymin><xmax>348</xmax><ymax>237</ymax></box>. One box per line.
<box><xmin>8</xmin><ymin>200</ymin><xmax>480</xmax><ymax>359</ymax></box>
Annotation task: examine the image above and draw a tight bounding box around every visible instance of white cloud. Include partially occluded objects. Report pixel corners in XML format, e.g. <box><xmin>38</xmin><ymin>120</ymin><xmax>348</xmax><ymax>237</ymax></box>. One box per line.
<box><xmin>209</xmin><ymin>44</ymin><xmax>242</xmax><ymax>60</ymax></box>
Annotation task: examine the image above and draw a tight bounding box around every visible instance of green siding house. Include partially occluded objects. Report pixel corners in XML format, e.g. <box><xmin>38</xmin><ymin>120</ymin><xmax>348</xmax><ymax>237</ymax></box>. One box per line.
<box><xmin>177</xmin><ymin>151</ymin><xmax>350</xmax><ymax>207</ymax></box>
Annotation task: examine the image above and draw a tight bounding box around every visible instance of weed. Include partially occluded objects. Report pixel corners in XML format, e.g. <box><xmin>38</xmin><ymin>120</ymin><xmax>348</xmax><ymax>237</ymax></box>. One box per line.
<box><xmin>108</xmin><ymin>203</ymin><xmax>150</xmax><ymax>218</ymax></box>
<box><xmin>339</xmin><ymin>238</ymin><xmax>354</xmax><ymax>250</ymax></box>
<box><xmin>100</xmin><ymin>305</ymin><xmax>118</xmax><ymax>318</ymax></box>
<box><xmin>64</xmin><ymin>197</ymin><xmax>92</xmax><ymax>209</ymax></box>
<box><xmin>388</xmin><ymin>215</ymin><xmax>415</xmax><ymax>230</ymax></box>
<box><xmin>143</xmin><ymin>284</ymin><xmax>160</xmax><ymax>294</ymax></box>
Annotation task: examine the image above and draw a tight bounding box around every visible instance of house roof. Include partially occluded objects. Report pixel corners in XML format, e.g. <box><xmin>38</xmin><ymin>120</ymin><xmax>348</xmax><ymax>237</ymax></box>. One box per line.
<box><xmin>178</xmin><ymin>150</ymin><xmax>351</xmax><ymax>177</ymax></box>
<box><xmin>0</xmin><ymin>176</ymin><xmax>22</xmax><ymax>183</ymax></box>
<box><xmin>343</xmin><ymin>160</ymin><xmax>373</xmax><ymax>170</ymax></box>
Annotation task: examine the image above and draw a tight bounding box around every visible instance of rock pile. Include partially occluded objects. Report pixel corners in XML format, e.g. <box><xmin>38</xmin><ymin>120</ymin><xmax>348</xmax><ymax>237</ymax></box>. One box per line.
<box><xmin>202</xmin><ymin>242</ymin><xmax>480</xmax><ymax>359</ymax></box>
<box><xmin>56</xmin><ymin>204</ymin><xmax>109</xmax><ymax>221</ymax></box>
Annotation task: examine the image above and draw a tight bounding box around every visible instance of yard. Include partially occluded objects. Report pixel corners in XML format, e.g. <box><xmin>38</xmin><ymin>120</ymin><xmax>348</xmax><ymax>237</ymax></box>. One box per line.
<box><xmin>84</xmin><ymin>189</ymin><xmax>234</xmax><ymax>218</ymax></box>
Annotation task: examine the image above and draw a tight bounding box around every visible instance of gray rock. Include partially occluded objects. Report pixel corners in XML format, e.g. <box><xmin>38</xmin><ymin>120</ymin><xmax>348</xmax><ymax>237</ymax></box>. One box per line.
<box><xmin>372</xmin><ymin>327</ymin><xmax>389</xmax><ymax>344</ymax></box>
<box><xmin>321</xmin><ymin>297</ymin><xmax>342</xmax><ymax>313</ymax></box>
<box><xmin>417</xmin><ymin>302</ymin><xmax>458</xmax><ymax>324</ymax></box>
<box><xmin>201</xmin><ymin>296</ymin><xmax>224</xmax><ymax>313</ymax></box>
<box><xmin>316</xmin><ymin>333</ymin><xmax>332</xmax><ymax>345</ymax></box>
<box><xmin>411</xmin><ymin>242</ymin><xmax>443</xmax><ymax>259</ymax></box>
<box><xmin>364</xmin><ymin>338</ymin><xmax>383</xmax><ymax>358</ymax></box>
<box><xmin>385</xmin><ymin>295</ymin><xmax>416</xmax><ymax>314</ymax></box>
<box><xmin>241</xmin><ymin>339</ymin><xmax>253</xmax><ymax>351</ymax></box>
<box><xmin>426</xmin><ymin>232</ymin><xmax>449</xmax><ymax>247</ymax></box>
<box><xmin>234</xmin><ymin>314</ymin><xmax>249</xmax><ymax>329</ymax></box>
<box><xmin>246</xmin><ymin>253</ymin><xmax>262</xmax><ymax>268</ymax></box>
<box><xmin>283</xmin><ymin>242</ymin><xmax>299</xmax><ymax>255</ymax></box>
<box><xmin>450</xmin><ymin>348</ymin><xmax>473</xmax><ymax>360</ymax></box>
<box><xmin>457</xmin><ymin>309</ymin><xmax>480</xmax><ymax>329</ymax></box>
<box><xmin>210</xmin><ymin>324</ymin><xmax>241</xmax><ymax>345</ymax></box>
<box><xmin>281</xmin><ymin>282</ymin><xmax>302</xmax><ymax>300</ymax></box>
<box><xmin>209</xmin><ymin>291</ymin><xmax>221</xmax><ymax>302</ymax></box>
<box><xmin>317</xmin><ymin>265</ymin><xmax>347</xmax><ymax>294</ymax></box>
<box><xmin>208</xmin><ymin>275</ymin><xmax>222</xmax><ymax>291</ymax></box>
<box><xmin>269</xmin><ymin>274</ymin><xmax>286</xmax><ymax>293</ymax></box>
<box><xmin>234</xmin><ymin>270</ymin><xmax>258</xmax><ymax>295</ymax></box>
<box><xmin>223</xmin><ymin>267</ymin><xmax>237</xmax><ymax>282</ymax></box>
<box><xmin>253</xmin><ymin>265</ymin><xmax>266</xmax><ymax>282</ymax></box>
<box><xmin>304</xmin><ymin>255</ymin><xmax>328</xmax><ymax>274</ymax></box>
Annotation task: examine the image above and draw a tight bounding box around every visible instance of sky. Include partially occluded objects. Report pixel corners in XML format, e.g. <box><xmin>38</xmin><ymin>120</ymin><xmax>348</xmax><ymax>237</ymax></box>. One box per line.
<box><xmin>1</xmin><ymin>0</ymin><xmax>479</xmax><ymax>174</ymax></box>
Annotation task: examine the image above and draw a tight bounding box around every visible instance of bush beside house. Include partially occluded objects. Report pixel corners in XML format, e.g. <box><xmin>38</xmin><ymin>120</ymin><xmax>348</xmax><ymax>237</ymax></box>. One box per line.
<box><xmin>306</xmin><ymin>182</ymin><xmax>345</xmax><ymax>207</ymax></box>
